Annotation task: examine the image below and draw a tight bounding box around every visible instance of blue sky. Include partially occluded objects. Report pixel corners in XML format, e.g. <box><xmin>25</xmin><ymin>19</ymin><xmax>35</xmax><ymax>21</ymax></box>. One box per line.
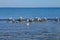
<box><xmin>0</xmin><ymin>0</ymin><xmax>60</xmax><ymax>7</ymax></box>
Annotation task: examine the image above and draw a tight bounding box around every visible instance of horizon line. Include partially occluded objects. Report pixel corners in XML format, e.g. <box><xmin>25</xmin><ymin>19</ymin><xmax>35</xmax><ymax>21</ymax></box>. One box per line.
<box><xmin>0</xmin><ymin>7</ymin><xmax>60</xmax><ymax>8</ymax></box>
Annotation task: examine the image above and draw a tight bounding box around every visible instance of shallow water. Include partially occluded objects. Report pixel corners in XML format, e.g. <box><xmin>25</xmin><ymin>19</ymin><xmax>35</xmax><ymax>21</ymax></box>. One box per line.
<box><xmin>0</xmin><ymin>21</ymin><xmax>60</xmax><ymax>40</ymax></box>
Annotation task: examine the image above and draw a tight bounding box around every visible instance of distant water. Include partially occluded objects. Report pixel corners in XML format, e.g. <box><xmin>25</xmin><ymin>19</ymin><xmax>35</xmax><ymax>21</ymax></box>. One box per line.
<box><xmin>0</xmin><ymin>8</ymin><xmax>60</xmax><ymax>40</ymax></box>
<box><xmin>0</xmin><ymin>8</ymin><xmax>60</xmax><ymax>18</ymax></box>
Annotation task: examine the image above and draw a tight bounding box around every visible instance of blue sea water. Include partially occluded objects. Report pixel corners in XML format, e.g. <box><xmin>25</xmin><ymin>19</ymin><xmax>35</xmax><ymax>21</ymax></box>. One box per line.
<box><xmin>0</xmin><ymin>8</ymin><xmax>60</xmax><ymax>18</ymax></box>
<box><xmin>0</xmin><ymin>8</ymin><xmax>60</xmax><ymax>40</ymax></box>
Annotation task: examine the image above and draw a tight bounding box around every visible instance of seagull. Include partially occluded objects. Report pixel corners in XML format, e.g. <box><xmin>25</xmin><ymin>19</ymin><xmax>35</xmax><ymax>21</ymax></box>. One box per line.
<box><xmin>55</xmin><ymin>17</ymin><xmax>59</xmax><ymax>22</ymax></box>
<box><xmin>26</xmin><ymin>22</ymin><xmax>30</xmax><ymax>26</ymax></box>
<box><xmin>8</xmin><ymin>17</ymin><xmax>15</xmax><ymax>23</ymax></box>
<box><xmin>19</xmin><ymin>16</ymin><xmax>23</xmax><ymax>19</ymax></box>
<box><xmin>43</xmin><ymin>17</ymin><xmax>47</xmax><ymax>21</ymax></box>
<box><xmin>19</xmin><ymin>17</ymin><xmax>23</xmax><ymax>22</ymax></box>
<box><xmin>37</xmin><ymin>18</ymin><xmax>41</xmax><ymax>22</ymax></box>
<box><xmin>29</xmin><ymin>18</ymin><xmax>34</xmax><ymax>22</ymax></box>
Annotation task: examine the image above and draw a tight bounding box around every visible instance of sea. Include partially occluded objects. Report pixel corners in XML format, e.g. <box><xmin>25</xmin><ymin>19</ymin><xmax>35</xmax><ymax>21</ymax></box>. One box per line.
<box><xmin>0</xmin><ymin>7</ymin><xmax>60</xmax><ymax>40</ymax></box>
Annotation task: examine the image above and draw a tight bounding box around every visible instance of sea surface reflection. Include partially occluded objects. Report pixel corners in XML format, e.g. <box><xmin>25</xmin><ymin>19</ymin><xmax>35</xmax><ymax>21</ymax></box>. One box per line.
<box><xmin>0</xmin><ymin>21</ymin><xmax>60</xmax><ymax>40</ymax></box>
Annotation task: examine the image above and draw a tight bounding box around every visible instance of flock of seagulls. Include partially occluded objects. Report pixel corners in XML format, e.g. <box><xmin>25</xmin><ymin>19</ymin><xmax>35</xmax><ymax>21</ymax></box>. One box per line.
<box><xmin>0</xmin><ymin>17</ymin><xmax>60</xmax><ymax>26</ymax></box>
<box><xmin>0</xmin><ymin>17</ymin><xmax>60</xmax><ymax>22</ymax></box>
<box><xmin>7</xmin><ymin>17</ymin><xmax>60</xmax><ymax>22</ymax></box>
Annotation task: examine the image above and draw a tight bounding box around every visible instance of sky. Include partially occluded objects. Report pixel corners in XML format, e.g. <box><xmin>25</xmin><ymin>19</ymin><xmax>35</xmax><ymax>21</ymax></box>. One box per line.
<box><xmin>0</xmin><ymin>0</ymin><xmax>60</xmax><ymax>7</ymax></box>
